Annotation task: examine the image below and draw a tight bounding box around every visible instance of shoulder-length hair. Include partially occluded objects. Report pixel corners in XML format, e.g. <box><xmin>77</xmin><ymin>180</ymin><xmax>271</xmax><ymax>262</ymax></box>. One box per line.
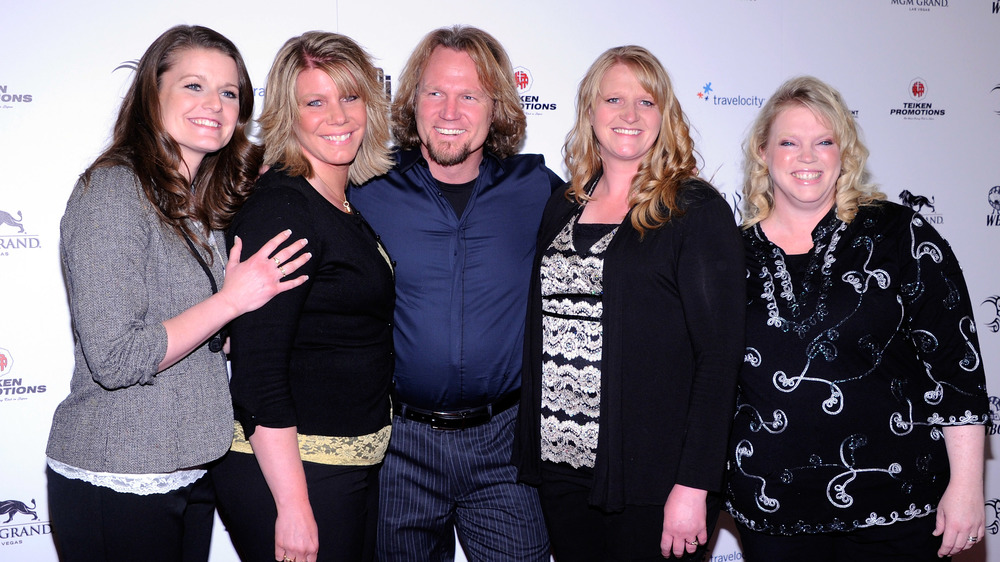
<box><xmin>564</xmin><ymin>45</ymin><xmax>698</xmax><ymax>235</ymax></box>
<box><xmin>86</xmin><ymin>24</ymin><xmax>261</xmax><ymax>249</ymax></box>
<box><xmin>742</xmin><ymin>75</ymin><xmax>884</xmax><ymax>228</ymax></box>
<box><xmin>259</xmin><ymin>31</ymin><xmax>392</xmax><ymax>185</ymax></box>
<box><xmin>391</xmin><ymin>25</ymin><xmax>525</xmax><ymax>159</ymax></box>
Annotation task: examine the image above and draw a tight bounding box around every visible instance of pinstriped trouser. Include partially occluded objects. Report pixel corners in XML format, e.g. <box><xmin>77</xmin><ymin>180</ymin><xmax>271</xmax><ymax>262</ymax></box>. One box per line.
<box><xmin>376</xmin><ymin>404</ymin><xmax>550</xmax><ymax>561</ymax></box>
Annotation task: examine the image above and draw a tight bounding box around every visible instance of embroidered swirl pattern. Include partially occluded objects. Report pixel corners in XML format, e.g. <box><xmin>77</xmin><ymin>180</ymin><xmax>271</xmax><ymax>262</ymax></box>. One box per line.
<box><xmin>728</xmin><ymin>206</ymin><xmax>989</xmax><ymax>535</ymax></box>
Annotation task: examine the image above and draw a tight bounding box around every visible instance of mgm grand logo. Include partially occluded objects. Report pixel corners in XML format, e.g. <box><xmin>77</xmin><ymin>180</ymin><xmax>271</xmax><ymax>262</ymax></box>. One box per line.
<box><xmin>0</xmin><ymin>207</ymin><xmax>41</xmax><ymax>254</ymax></box>
<box><xmin>0</xmin><ymin>209</ymin><xmax>24</xmax><ymax>233</ymax></box>
<box><xmin>0</xmin><ymin>498</ymin><xmax>50</xmax><ymax>546</ymax></box>
<box><xmin>898</xmin><ymin>190</ymin><xmax>942</xmax><ymax>223</ymax></box>
<box><xmin>1</xmin><ymin>499</ymin><xmax>37</xmax><ymax>524</ymax></box>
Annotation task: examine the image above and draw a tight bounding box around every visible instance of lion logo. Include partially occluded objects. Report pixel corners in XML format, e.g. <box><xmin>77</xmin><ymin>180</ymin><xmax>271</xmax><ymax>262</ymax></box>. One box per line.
<box><xmin>0</xmin><ymin>209</ymin><xmax>24</xmax><ymax>233</ymax></box>
<box><xmin>0</xmin><ymin>498</ymin><xmax>38</xmax><ymax>523</ymax></box>
<box><xmin>898</xmin><ymin>190</ymin><xmax>935</xmax><ymax>214</ymax></box>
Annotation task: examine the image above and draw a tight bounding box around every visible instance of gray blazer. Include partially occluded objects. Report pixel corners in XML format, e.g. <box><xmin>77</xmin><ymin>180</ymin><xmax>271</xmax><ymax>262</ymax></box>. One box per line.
<box><xmin>46</xmin><ymin>166</ymin><xmax>233</xmax><ymax>473</ymax></box>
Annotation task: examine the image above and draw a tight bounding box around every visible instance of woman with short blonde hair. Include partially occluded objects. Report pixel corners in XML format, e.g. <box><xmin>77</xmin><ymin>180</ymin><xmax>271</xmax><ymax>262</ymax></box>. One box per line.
<box><xmin>212</xmin><ymin>31</ymin><xmax>396</xmax><ymax>562</ymax></box>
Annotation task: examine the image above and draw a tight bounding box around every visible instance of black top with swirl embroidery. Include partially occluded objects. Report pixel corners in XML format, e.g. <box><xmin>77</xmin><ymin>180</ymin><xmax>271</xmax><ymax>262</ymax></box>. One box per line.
<box><xmin>726</xmin><ymin>201</ymin><xmax>988</xmax><ymax>535</ymax></box>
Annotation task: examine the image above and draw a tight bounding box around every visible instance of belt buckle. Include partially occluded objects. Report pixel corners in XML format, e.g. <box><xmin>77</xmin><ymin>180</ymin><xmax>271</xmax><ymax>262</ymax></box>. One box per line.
<box><xmin>430</xmin><ymin>411</ymin><xmax>466</xmax><ymax>431</ymax></box>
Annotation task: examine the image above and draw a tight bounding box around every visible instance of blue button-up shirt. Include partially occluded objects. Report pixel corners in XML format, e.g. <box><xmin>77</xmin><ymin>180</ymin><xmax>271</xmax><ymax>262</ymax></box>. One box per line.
<box><xmin>349</xmin><ymin>149</ymin><xmax>562</xmax><ymax>410</ymax></box>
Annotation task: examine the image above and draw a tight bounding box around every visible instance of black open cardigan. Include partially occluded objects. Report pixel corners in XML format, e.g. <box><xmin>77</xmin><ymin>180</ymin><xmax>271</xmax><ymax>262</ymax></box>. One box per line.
<box><xmin>513</xmin><ymin>178</ymin><xmax>746</xmax><ymax>511</ymax></box>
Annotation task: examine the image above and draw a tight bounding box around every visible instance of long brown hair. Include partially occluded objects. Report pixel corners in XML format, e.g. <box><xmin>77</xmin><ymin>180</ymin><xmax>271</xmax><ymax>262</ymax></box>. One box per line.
<box><xmin>85</xmin><ymin>25</ymin><xmax>262</xmax><ymax>253</ymax></box>
<box><xmin>564</xmin><ymin>46</ymin><xmax>698</xmax><ymax>235</ymax></box>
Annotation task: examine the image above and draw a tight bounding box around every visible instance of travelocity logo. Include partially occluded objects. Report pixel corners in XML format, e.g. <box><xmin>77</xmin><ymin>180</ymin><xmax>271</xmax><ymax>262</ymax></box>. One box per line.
<box><xmin>696</xmin><ymin>81</ymin><xmax>764</xmax><ymax>108</ymax></box>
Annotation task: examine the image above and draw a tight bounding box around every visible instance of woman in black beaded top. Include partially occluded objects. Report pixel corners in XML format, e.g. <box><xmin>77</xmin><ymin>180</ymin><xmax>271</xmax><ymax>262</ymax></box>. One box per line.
<box><xmin>726</xmin><ymin>75</ymin><xmax>989</xmax><ymax>561</ymax></box>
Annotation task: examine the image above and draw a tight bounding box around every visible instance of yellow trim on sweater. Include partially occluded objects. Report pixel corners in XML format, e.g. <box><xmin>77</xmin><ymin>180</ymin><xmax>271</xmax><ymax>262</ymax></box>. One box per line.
<box><xmin>230</xmin><ymin>421</ymin><xmax>391</xmax><ymax>466</ymax></box>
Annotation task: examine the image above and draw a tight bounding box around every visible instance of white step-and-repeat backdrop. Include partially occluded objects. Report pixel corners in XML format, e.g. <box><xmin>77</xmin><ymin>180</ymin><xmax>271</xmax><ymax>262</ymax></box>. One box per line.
<box><xmin>2</xmin><ymin>1</ymin><xmax>998</xmax><ymax>560</ymax></box>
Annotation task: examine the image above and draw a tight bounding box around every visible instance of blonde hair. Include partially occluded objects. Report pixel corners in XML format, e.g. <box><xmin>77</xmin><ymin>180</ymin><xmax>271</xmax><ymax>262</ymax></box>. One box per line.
<box><xmin>742</xmin><ymin>76</ymin><xmax>884</xmax><ymax>228</ymax></box>
<box><xmin>259</xmin><ymin>31</ymin><xmax>392</xmax><ymax>185</ymax></box>
<box><xmin>564</xmin><ymin>46</ymin><xmax>698</xmax><ymax>235</ymax></box>
<box><xmin>391</xmin><ymin>25</ymin><xmax>526</xmax><ymax>158</ymax></box>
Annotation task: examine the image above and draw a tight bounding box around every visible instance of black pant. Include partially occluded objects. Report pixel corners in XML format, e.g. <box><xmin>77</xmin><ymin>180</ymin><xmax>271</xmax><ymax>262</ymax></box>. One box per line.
<box><xmin>47</xmin><ymin>466</ymin><xmax>215</xmax><ymax>562</ymax></box>
<box><xmin>736</xmin><ymin>515</ymin><xmax>946</xmax><ymax>562</ymax></box>
<box><xmin>539</xmin><ymin>462</ymin><xmax>719</xmax><ymax>561</ymax></box>
<box><xmin>212</xmin><ymin>450</ymin><xmax>380</xmax><ymax>562</ymax></box>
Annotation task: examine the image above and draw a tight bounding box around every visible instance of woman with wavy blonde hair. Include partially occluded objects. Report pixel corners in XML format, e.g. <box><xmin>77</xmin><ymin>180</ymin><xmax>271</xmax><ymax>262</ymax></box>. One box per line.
<box><xmin>212</xmin><ymin>31</ymin><xmax>395</xmax><ymax>562</ymax></box>
<box><xmin>727</xmin><ymin>76</ymin><xmax>988</xmax><ymax>561</ymax></box>
<box><xmin>563</xmin><ymin>45</ymin><xmax>699</xmax><ymax>234</ymax></box>
<box><xmin>514</xmin><ymin>45</ymin><xmax>746</xmax><ymax>560</ymax></box>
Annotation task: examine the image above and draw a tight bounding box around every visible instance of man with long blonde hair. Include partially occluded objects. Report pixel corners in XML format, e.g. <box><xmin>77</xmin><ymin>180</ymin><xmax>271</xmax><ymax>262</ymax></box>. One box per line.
<box><xmin>350</xmin><ymin>25</ymin><xmax>561</xmax><ymax>561</ymax></box>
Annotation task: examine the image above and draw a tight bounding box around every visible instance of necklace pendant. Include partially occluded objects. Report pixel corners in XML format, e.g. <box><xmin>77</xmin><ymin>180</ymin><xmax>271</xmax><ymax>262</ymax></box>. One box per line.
<box><xmin>343</xmin><ymin>200</ymin><xmax>351</xmax><ymax>212</ymax></box>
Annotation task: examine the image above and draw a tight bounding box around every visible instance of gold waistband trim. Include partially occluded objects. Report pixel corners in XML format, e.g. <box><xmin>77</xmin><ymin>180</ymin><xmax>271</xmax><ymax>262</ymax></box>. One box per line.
<box><xmin>230</xmin><ymin>421</ymin><xmax>391</xmax><ymax>466</ymax></box>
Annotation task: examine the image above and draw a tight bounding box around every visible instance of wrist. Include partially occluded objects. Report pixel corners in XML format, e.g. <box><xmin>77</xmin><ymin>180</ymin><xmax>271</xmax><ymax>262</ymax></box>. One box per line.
<box><xmin>210</xmin><ymin>289</ymin><xmax>243</xmax><ymax>321</ymax></box>
<box><xmin>671</xmin><ymin>483</ymin><xmax>708</xmax><ymax>498</ymax></box>
<box><xmin>275</xmin><ymin>497</ymin><xmax>314</xmax><ymax>516</ymax></box>
<box><xmin>946</xmin><ymin>476</ymin><xmax>984</xmax><ymax>490</ymax></box>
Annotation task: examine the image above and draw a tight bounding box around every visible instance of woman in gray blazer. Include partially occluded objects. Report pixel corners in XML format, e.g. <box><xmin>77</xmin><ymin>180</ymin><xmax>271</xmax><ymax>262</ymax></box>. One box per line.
<box><xmin>44</xmin><ymin>25</ymin><xmax>310</xmax><ymax>562</ymax></box>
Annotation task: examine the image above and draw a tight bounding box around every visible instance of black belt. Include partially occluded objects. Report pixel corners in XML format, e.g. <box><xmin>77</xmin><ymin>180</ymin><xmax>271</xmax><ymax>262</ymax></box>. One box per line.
<box><xmin>393</xmin><ymin>391</ymin><xmax>520</xmax><ymax>430</ymax></box>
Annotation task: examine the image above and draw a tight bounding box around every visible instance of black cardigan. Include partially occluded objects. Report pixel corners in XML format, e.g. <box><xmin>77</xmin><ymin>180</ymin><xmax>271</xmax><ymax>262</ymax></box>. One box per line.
<box><xmin>513</xmin><ymin>178</ymin><xmax>746</xmax><ymax>511</ymax></box>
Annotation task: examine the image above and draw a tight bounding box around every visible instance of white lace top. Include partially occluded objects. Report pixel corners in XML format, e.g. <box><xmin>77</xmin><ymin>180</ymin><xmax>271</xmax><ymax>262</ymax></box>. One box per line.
<box><xmin>539</xmin><ymin>215</ymin><xmax>618</xmax><ymax>468</ymax></box>
<box><xmin>47</xmin><ymin>457</ymin><xmax>206</xmax><ymax>496</ymax></box>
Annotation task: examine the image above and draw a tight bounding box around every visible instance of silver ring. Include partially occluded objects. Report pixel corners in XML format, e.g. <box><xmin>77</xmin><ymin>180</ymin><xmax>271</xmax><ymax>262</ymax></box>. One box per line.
<box><xmin>685</xmin><ymin>539</ymin><xmax>699</xmax><ymax>546</ymax></box>
<box><xmin>968</xmin><ymin>536</ymin><xmax>978</xmax><ymax>543</ymax></box>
